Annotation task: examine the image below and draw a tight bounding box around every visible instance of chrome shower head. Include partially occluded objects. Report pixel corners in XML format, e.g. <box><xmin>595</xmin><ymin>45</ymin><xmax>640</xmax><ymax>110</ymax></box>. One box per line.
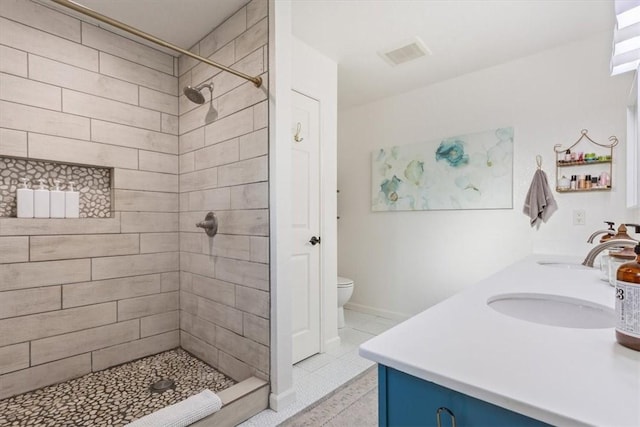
<box><xmin>184</xmin><ymin>86</ymin><xmax>205</xmax><ymax>104</ymax></box>
<box><xmin>183</xmin><ymin>82</ymin><xmax>213</xmax><ymax>105</ymax></box>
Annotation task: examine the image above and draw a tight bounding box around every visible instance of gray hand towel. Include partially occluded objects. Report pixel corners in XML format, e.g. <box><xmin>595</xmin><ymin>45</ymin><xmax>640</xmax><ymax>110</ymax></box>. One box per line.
<box><xmin>523</xmin><ymin>169</ymin><xmax>557</xmax><ymax>227</ymax></box>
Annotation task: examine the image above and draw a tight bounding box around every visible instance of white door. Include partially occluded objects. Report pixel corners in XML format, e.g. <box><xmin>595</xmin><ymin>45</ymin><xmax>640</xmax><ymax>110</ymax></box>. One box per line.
<box><xmin>291</xmin><ymin>90</ymin><xmax>321</xmax><ymax>363</ymax></box>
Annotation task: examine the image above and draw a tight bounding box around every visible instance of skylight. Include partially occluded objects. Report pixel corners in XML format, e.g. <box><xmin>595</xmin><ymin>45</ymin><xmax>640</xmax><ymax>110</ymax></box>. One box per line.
<box><xmin>611</xmin><ymin>1</ymin><xmax>640</xmax><ymax>76</ymax></box>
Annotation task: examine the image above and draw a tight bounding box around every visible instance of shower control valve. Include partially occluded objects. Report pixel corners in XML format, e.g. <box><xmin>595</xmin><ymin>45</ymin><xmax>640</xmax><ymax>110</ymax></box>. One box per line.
<box><xmin>196</xmin><ymin>211</ymin><xmax>218</xmax><ymax>237</ymax></box>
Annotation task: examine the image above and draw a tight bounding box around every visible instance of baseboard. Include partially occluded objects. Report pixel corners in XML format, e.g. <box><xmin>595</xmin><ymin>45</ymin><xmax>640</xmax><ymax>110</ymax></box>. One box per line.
<box><xmin>344</xmin><ymin>302</ymin><xmax>411</xmax><ymax>321</ymax></box>
<box><xmin>269</xmin><ymin>387</ymin><xmax>296</xmax><ymax>411</ymax></box>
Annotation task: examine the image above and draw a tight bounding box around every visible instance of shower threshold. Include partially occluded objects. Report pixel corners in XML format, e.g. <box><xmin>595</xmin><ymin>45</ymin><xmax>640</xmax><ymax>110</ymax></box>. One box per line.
<box><xmin>0</xmin><ymin>348</ymin><xmax>268</xmax><ymax>426</ymax></box>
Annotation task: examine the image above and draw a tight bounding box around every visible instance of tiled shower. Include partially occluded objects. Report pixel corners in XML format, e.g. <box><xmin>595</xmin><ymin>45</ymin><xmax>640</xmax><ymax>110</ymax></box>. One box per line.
<box><xmin>0</xmin><ymin>0</ymin><xmax>269</xmax><ymax>422</ymax></box>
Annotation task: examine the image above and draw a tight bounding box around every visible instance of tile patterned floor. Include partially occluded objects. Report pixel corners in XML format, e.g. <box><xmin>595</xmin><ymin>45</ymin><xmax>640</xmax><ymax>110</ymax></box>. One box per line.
<box><xmin>281</xmin><ymin>366</ymin><xmax>378</xmax><ymax>427</ymax></box>
<box><xmin>0</xmin><ymin>349</ymin><xmax>235</xmax><ymax>427</ymax></box>
<box><xmin>239</xmin><ymin>309</ymin><xmax>400</xmax><ymax>427</ymax></box>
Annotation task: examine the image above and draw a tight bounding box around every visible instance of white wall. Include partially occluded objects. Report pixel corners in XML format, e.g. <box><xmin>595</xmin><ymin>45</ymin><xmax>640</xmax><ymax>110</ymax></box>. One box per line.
<box><xmin>269</xmin><ymin>0</ymin><xmax>294</xmax><ymax>411</ymax></box>
<box><xmin>628</xmin><ymin>69</ymin><xmax>640</xmax><ymax>209</ymax></box>
<box><xmin>338</xmin><ymin>32</ymin><xmax>636</xmax><ymax>319</ymax></box>
<box><xmin>292</xmin><ymin>37</ymin><xmax>339</xmax><ymax>350</ymax></box>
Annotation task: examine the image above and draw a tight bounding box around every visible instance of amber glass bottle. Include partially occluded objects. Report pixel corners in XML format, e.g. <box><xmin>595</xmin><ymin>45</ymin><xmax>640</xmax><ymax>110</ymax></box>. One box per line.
<box><xmin>615</xmin><ymin>244</ymin><xmax>640</xmax><ymax>351</ymax></box>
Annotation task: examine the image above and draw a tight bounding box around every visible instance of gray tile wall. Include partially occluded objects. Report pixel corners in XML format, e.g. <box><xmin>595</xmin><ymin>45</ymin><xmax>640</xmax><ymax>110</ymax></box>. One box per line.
<box><xmin>178</xmin><ymin>0</ymin><xmax>270</xmax><ymax>382</ymax></box>
<box><xmin>0</xmin><ymin>0</ymin><xmax>180</xmax><ymax>399</ymax></box>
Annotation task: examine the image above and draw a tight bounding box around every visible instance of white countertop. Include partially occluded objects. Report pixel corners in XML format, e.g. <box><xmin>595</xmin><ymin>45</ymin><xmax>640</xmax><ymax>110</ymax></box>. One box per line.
<box><xmin>359</xmin><ymin>255</ymin><xmax>640</xmax><ymax>426</ymax></box>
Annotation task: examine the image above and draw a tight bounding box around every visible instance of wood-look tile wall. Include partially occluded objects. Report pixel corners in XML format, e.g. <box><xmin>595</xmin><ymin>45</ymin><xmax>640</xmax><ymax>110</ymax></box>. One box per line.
<box><xmin>0</xmin><ymin>0</ymin><xmax>180</xmax><ymax>399</ymax></box>
<box><xmin>178</xmin><ymin>0</ymin><xmax>270</xmax><ymax>382</ymax></box>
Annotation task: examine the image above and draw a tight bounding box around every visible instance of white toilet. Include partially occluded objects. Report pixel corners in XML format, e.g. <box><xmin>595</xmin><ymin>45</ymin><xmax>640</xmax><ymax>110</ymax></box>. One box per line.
<box><xmin>337</xmin><ymin>276</ymin><xmax>354</xmax><ymax>328</ymax></box>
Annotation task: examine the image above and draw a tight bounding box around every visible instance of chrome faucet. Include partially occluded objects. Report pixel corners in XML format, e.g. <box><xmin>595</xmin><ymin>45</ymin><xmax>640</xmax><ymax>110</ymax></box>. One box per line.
<box><xmin>582</xmin><ymin>239</ymin><xmax>638</xmax><ymax>267</ymax></box>
<box><xmin>587</xmin><ymin>230</ymin><xmax>615</xmax><ymax>243</ymax></box>
<box><xmin>587</xmin><ymin>221</ymin><xmax>616</xmax><ymax>243</ymax></box>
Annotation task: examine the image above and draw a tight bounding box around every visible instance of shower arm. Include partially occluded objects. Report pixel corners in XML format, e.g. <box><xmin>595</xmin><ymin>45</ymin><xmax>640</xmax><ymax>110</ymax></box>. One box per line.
<box><xmin>195</xmin><ymin>82</ymin><xmax>214</xmax><ymax>93</ymax></box>
<box><xmin>50</xmin><ymin>0</ymin><xmax>263</xmax><ymax>88</ymax></box>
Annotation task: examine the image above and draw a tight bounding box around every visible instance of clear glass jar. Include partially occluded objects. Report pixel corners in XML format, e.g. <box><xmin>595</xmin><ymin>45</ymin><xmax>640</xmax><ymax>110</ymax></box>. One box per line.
<box><xmin>609</xmin><ymin>252</ymin><xmax>636</xmax><ymax>287</ymax></box>
<box><xmin>599</xmin><ymin>253</ymin><xmax>611</xmax><ymax>282</ymax></box>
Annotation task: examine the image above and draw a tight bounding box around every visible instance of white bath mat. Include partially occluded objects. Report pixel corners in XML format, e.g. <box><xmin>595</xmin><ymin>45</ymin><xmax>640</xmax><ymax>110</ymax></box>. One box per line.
<box><xmin>126</xmin><ymin>389</ymin><xmax>222</xmax><ymax>427</ymax></box>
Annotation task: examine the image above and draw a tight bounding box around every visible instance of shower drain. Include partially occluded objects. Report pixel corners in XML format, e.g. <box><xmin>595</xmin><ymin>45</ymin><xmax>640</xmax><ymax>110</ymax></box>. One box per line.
<box><xmin>150</xmin><ymin>378</ymin><xmax>176</xmax><ymax>393</ymax></box>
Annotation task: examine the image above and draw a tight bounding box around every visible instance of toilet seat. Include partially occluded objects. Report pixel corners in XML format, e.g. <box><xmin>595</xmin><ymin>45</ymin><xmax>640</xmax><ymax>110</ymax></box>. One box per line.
<box><xmin>337</xmin><ymin>276</ymin><xmax>353</xmax><ymax>287</ymax></box>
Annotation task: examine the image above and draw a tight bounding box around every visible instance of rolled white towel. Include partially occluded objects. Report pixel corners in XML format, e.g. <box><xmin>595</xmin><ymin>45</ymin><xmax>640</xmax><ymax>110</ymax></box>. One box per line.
<box><xmin>126</xmin><ymin>390</ymin><xmax>222</xmax><ymax>427</ymax></box>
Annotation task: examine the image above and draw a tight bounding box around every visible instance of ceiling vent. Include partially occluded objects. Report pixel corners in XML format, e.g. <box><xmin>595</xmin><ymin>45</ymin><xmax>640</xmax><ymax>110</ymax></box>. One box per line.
<box><xmin>378</xmin><ymin>37</ymin><xmax>431</xmax><ymax>66</ymax></box>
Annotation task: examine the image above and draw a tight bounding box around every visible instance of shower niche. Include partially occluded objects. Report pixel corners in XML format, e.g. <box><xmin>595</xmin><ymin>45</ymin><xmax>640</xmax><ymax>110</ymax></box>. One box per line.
<box><xmin>0</xmin><ymin>156</ymin><xmax>112</xmax><ymax>218</ymax></box>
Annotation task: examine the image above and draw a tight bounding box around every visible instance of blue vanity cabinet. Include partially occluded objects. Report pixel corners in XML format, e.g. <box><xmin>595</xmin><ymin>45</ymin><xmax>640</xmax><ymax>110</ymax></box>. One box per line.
<box><xmin>378</xmin><ymin>365</ymin><xmax>550</xmax><ymax>427</ymax></box>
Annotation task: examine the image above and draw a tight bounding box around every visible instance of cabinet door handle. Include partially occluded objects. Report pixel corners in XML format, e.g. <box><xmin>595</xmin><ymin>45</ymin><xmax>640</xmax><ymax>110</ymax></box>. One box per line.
<box><xmin>436</xmin><ymin>407</ymin><xmax>457</xmax><ymax>427</ymax></box>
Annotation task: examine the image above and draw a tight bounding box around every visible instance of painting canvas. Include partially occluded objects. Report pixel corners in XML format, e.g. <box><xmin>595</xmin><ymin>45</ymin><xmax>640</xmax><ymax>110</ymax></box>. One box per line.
<box><xmin>372</xmin><ymin>127</ymin><xmax>514</xmax><ymax>211</ymax></box>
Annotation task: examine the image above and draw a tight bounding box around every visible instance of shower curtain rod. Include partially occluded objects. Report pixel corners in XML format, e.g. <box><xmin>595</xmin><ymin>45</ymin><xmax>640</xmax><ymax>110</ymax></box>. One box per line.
<box><xmin>50</xmin><ymin>0</ymin><xmax>263</xmax><ymax>88</ymax></box>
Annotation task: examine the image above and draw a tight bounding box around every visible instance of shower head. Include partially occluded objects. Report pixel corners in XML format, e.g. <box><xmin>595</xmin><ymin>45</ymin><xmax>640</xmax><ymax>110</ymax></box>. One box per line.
<box><xmin>183</xmin><ymin>82</ymin><xmax>213</xmax><ymax>105</ymax></box>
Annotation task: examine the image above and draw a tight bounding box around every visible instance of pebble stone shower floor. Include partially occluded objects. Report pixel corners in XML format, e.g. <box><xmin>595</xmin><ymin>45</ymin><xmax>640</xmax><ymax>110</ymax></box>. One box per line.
<box><xmin>0</xmin><ymin>349</ymin><xmax>236</xmax><ymax>426</ymax></box>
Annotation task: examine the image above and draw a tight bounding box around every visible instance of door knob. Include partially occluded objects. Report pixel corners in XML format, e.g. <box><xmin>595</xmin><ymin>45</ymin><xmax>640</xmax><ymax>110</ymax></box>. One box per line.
<box><xmin>309</xmin><ymin>236</ymin><xmax>321</xmax><ymax>245</ymax></box>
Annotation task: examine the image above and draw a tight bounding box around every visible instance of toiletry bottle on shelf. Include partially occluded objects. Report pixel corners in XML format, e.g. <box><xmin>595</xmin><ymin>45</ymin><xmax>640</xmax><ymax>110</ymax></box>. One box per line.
<box><xmin>50</xmin><ymin>179</ymin><xmax>65</xmax><ymax>218</ymax></box>
<box><xmin>17</xmin><ymin>178</ymin><xmax>34</xmax><ymax>218</ymax></box>
<box><xmin>615</xmin><ymin>243</ymin><xmax>640</xmax><ymax>351</ymax></box>
<box><xmin>65</xmin><ymin>181</ymin><xmax>79</xmax><ymax>218</ymax></box>
<box><xmin>558</xmin><ymin>175</ymin><xmax>570</xmax><ymax>190</ymax></box>
<box><xmin>34</xmin><ymin>179</ymin><xmax>50</xmax><ymax>218</ymax></box>
<box><xmin>569</xmin><ymin>175</ymin><xmax>577</xmax><ymax>190</ymax></box>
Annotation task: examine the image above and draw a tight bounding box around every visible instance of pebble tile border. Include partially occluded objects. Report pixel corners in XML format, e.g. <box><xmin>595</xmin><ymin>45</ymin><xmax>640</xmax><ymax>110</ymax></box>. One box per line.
<box><xmin>0</xmin><ymin>349</ymin><xmax>235</xmax><ymax>426</ymax></box>
<box><xmin>0</xmin><ymin>157</ymin><xmax>111</xmax><ymax>218</ymax></box>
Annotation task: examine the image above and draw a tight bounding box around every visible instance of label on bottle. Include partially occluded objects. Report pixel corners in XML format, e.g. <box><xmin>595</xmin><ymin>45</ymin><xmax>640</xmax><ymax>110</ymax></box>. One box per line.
<box><xmin>615</xmin><ymin>280</ymin><xmax>640</xmax><ymax>338</ymax></box>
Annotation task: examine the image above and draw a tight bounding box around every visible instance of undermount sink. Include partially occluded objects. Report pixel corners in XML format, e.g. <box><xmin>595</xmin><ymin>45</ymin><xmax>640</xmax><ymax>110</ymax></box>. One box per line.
<box><xmin>537</xmin><ymin>261</ymin><xmax>592</xmax><ymax>270</ymax></box>
<box><xmin>487</xmin><ymin>293</ymin><xmax>614</xmax><ymax>329</ymax></box>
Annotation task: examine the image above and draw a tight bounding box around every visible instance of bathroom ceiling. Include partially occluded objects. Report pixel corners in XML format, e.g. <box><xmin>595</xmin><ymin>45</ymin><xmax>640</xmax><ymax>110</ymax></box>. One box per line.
<box><xmin>53</xmin><ymin>1</ymin><xmax>614</xmax><ymax>110</ymax></box>
<box><xmin>54</xmin><ymin>0</ymin><xmax>249</xmax><ymax>51</ymax></box>
<box><xmin>291</xmin><ymin>0</ymin><xmax>615</xmax><ymax>110</ymax></box>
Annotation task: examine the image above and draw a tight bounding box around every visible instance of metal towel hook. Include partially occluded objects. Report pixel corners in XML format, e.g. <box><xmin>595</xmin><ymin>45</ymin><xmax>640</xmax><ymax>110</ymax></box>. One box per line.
<box><xmin>294</xmin><ymin>122</ymin><xmax>304</xmax><ymax>142</ymax></box>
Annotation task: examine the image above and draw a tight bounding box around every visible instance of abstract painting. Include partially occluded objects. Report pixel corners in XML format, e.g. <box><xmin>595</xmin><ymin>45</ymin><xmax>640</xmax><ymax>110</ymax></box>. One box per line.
<box><xmin>372</xmin><ymin>127</ymin><xmax>514</xmax><ymax>211</ymax></box>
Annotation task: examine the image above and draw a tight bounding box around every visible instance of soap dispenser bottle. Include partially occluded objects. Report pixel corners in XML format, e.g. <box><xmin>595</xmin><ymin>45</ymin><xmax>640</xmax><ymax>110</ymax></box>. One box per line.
<box><xmin>50</xmin><ymin>179</ymin><xmax>65</xmax><ymax>218</ymax></box>
<box><xmin>34</xmin><ymin>178</ymin><xmax>50</xmax><ymax>218</ymax></box>
<box><xmin>601</xmin><ymin>221</ymin><xmax>616</xmax><ymax>242</ymax></box>
<box><xmin>615</xmin><ymin>243</ymin><xmax>640</xmax><ymax>351</ymax></box>
<box><xmin>65</xmin><ymin>181</ymin><xmax>79</xmax><ymax>218</ymax></box>
<box><xmin>16</xmin><ymin>178</ymin><xmax>34</xmax><ymax>218</ymax></box>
